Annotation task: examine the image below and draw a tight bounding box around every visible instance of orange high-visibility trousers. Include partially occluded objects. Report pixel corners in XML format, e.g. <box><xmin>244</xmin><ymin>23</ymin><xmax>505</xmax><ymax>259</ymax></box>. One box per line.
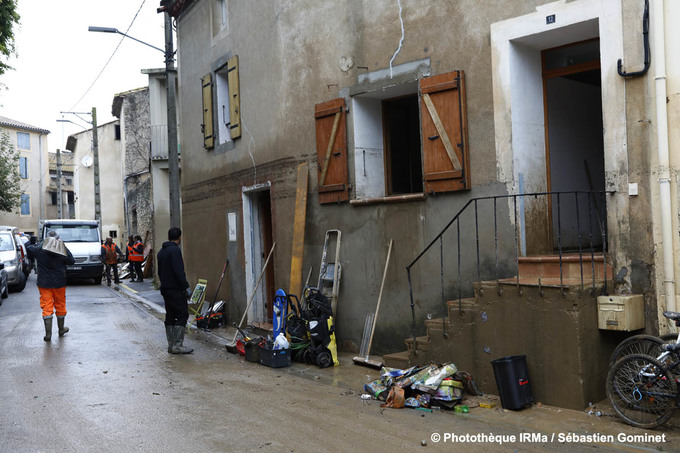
<box><xmin>39</xmin><ymin>287</ymin><xmax>67</xmax><ymax>318</ymax></box>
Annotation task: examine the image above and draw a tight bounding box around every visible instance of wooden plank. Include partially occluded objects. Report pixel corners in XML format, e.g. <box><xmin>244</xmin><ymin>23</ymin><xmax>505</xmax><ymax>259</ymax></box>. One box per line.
<box><xmin>227</xmin><ymin>55</ymin><xmax>241</xmax><ymax>139</ymax></box>
<box><xmin>422</xmin><ymin>92</ymin><xmax>462</xmax><ymax>171</ymax></box>
<box><xmin>289</xmin><ymin>163</ymin><xmax>308</xmax><ymax>299</ymax></box>
<box><xmin>201</xmin><ymin>74</ymin><xmax>214</xmax><ymax>148</ymax></box>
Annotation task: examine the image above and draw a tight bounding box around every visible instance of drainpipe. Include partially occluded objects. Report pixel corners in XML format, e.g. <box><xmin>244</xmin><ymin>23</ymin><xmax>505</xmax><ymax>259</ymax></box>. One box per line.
<box><xmin>652</xmin><ymin>0</ymin><xmax>675</xmax><ymax>314</ymax></box>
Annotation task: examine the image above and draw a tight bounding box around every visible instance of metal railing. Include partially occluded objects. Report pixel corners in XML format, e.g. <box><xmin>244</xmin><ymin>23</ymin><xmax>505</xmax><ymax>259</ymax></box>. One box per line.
<box><xmin>405</xmin><ymin>190</ymin><xmax>614</xmax><ymax>354</ymax></box>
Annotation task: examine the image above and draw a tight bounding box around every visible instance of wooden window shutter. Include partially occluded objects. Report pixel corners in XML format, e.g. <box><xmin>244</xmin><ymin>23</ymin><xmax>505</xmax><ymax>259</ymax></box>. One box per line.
<box><xmin>315</xmin><ymin>98</ymin><xmax>349</xmax><ymax>204</ymax></box>
<box><xmin>419</xmin><ymin>70</ymin><xmax>470</xmax><ymax>193</ymax></box>
<box><xmin>227</xmin><ymin>55</ymin><xmax>241</xmax><ymax>140</ymax></box>
<box><xmin>201</xmin><ymin>73</ymin><xmax>214</xmax><ymax>149</ymax></box>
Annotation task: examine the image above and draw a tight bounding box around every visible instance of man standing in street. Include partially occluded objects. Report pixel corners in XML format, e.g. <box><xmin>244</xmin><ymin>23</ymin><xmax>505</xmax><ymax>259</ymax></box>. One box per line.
<box><xmin>157</xmin><ymin>227</ymin><xmax>193</xmax><ymax>354</ymax></box>
<box><xmin>101</xmin><ymin>237</ymin><xmax>124</xmax><ymax>286</ymax></box>
<box><xmin>26</xmin><ymin>231</ymin><xmax>75</xmax><ymax>342</ymax></box>
<box><xmin>128</xmin><ymin>235</ymin><xmax>145</xmax><ymax>282</ymax></box>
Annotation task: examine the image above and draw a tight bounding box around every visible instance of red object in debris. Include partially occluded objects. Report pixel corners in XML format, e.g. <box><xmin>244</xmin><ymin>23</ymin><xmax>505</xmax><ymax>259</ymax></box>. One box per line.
<box><xmin>236</xmin><ymin>339</ymin><xmax>246</xmax><ymax>356</ymax></box>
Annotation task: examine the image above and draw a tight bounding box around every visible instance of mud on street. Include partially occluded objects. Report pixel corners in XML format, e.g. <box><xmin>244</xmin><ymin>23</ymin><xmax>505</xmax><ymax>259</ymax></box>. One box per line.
<box><xmin>0</xmin><ymin>275</ymin><xmax>679</xmax><ymax>452</ymax></box>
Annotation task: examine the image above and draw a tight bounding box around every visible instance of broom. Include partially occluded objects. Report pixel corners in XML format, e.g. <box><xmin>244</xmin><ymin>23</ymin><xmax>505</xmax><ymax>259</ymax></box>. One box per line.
<box><xmin>353</xmin><ymin>239</ymin><xmax>393</xmax><ymax>369</ymax></box>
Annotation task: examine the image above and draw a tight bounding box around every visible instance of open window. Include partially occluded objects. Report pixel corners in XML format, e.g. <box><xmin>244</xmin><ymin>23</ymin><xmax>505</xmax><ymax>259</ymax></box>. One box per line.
<box><xmin>347</xmin><ymin>70</ymin><xmax>470</xmax><ymax>202</ymax></box>
<box><xmin>202</xmin><ymin>55</ymin><xmax>241</xmax><ymax>150</ymax></box>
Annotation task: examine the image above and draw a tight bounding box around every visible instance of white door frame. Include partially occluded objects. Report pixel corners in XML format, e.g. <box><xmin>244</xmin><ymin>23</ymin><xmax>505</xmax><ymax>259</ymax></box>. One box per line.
<box><xmin>242</xmin><ymin>182</ymin><xmax>271</xmax><ymax>323</ymax></box>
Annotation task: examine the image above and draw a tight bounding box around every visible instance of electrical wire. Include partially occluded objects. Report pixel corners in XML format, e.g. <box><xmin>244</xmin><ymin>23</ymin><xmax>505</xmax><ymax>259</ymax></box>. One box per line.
<box><xmin>389</xmin><ymin>0</ymin><xmax>405</xmax><ymax>79</ymax></box>
<box><xmin>67</xmin><ymin>0</ymin><xmax>148</xmax><ymax>111</ymax></box>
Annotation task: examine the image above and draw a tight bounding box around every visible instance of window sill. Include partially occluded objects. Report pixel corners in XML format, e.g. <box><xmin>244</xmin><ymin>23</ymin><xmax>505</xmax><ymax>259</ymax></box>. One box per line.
<box><xmin>350</xmin><ymin>193</ymin><xmax>426</xmax><ymax>206</ymax></box>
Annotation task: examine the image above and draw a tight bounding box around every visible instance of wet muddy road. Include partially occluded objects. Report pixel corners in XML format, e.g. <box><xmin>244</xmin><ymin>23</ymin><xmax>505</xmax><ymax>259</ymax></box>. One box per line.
<box><xmin>0</xmin><ymin>274</ymin><xmax>673</xmax><ymax>452</ymax></box>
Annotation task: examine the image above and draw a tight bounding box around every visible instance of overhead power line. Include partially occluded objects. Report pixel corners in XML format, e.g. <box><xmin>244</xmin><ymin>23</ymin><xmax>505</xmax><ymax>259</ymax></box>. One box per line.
<box><xmin>68</xmin><ymin>0</ymin><xmax>147</xmax><ymax>111</ymax></box>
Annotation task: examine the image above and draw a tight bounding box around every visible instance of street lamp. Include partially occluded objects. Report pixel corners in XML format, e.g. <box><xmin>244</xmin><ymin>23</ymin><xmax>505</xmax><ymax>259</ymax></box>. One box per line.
<box><xmin>88</xmin><ymin>17</ymin><xmax>181</xmax><ymax>229</ymax></box>
<box><xmin>87</xmin><ymin>26</ymin><xmax>165</xmax><ymax>53</ymax></box>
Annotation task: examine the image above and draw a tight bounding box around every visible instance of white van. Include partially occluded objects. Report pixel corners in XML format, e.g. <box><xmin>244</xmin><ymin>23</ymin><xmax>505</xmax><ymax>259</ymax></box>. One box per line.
<box><xmin>40</xmin><ymin>219</ymin><xmax>103</xmax><ymax>284</ymax></box>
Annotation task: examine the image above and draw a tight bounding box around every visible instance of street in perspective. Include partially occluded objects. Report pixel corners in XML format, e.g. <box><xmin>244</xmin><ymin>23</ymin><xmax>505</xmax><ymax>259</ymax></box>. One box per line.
<box><xmin>2</xmin><ymin>1</ymin><xmax>680</xmax><ymax>452</ymax></box>
<box><xmin>0</xmin><ymin>273</ymin><xmax>677</xmax><ymax>452</ymax></box>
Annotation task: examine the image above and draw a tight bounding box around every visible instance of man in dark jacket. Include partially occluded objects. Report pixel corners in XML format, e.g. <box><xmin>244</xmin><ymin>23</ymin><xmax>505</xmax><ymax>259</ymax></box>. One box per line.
<box><xmin>27</xmin><ymin>231</ymin><xmax>75</xmax><ymax>341</ymax></box>
<box><xmin>157</xmin><ymin>227</ymin><xmax>193</xmax><ymax>354</ymax></box>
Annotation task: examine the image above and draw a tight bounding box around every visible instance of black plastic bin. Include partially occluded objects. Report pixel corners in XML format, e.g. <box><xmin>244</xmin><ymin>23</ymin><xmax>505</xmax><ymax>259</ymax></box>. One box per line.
<box><xmin>490</xmin><ymin>355</ymin><xmax>533</xmax><ymax>410</ymax></box>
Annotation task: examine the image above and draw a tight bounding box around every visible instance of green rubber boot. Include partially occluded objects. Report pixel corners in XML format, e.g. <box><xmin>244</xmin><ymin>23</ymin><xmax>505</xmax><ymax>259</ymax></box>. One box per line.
<box><xmin>57</xmin><ymin>316</ymin><xmax>69</xmax><ymax>337</ymax></box>
<box><xmin>165</xmin><ymin>325</ymin><xmax>173</xmax><ymax>353</ymax></box>
<box><xmin>43</xmin><ymin>316</ymin><xmax>53</xmax><ymax>342</ymax></box>
<box><xmin>170</xmin><ymin>326</ymin><xmax>194</xmax><ymax>354</ymax></box>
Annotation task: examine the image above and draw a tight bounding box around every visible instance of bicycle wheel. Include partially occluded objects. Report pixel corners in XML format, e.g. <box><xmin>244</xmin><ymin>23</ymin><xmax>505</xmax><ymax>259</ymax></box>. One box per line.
<box><xmin>609</xmin><ymin>334</ymin><xmax>666</xmax><ymax>365</ymax></box>
<box><xmin>606</xmin><ymin>353</ymin><xmax>678</xmax><ymax>428</ymax></box>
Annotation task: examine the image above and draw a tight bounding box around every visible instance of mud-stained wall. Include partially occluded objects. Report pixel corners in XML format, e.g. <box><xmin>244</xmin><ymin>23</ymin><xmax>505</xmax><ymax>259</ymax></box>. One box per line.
<box><xmin>426</xmin><ymin>282</ymin><xmax>621</xmax><ymax>410</ymax></box>
<box><xmin>174</xmin><ymin>0</ymin><xmax>663</xmax><ymax>355</ymax></box>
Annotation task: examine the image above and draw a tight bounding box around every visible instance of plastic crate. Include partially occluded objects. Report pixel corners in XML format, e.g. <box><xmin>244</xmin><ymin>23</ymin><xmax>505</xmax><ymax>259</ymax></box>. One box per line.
<box><xmin>259</xmin><ymin>346</ymin><xmax>291</xmax><ymax>368</ymax></box>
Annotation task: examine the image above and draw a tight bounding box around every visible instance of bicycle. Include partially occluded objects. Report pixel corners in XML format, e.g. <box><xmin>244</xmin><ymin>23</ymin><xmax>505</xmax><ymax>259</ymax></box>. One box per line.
<box><xmin>609</xmin><ymin>332</ymin><xmax>678</xmax><ymax>365</ymax></box>
<box><xmin>606</xmin><ymin>311</ymin><xmax>680</xmax><ymax>428</ymax></box>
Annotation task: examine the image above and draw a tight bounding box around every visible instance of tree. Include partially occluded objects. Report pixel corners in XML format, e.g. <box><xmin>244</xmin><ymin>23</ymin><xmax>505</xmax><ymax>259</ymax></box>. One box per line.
<box><xmin>0</xmin><ymin>130</ymin><xmax>21</xmax><ymax>212</ymax></box>
<box><xmin>0</xmin><ymin>0</ymin><xmax>19</xmax><ymax>77</ymax></box>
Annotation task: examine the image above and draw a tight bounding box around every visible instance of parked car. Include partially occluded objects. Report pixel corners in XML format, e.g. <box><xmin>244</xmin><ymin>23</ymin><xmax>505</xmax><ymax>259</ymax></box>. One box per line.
<box><xmin>0</xmin><ymin>226</ymin><xmax>27</xmax><ymax>292</ymax></box>
<box><xmin>0</xmin><ymin>262</ymin><xmax>8</xmax><ymax>302</ymax></box>
<box><xmin>18</xmin><ymin>234</ymin><xmax>33</xmax><ymax>275</ymax></box>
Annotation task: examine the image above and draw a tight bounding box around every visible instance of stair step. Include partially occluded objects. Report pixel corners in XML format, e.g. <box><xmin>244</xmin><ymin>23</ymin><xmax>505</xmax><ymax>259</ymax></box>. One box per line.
<box><xmin>405</xmin><ymin>335</ymin><xmax>430</xmax><ymax>353</ymax></box>
<box><xmin>424</xmin><ymin>317</ymin><xmax>451</xmax><ymax>331</ymax></box>
<box><xmin>518</xmin><ymin>253</ymin><xmax>613</xmax><ymax>280</ymax></box>
<box><xmin>383</xmin><ymin>350</ymin><xmax>411</xmax><ymax>369</ymax></box>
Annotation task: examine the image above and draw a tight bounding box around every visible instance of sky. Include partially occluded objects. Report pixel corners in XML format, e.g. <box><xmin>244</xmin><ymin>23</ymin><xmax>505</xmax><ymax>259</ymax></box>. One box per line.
<box><xmin>0</xmin><ymin>0</ymin><xmax>167</xmax><ymax>153</ymax></box>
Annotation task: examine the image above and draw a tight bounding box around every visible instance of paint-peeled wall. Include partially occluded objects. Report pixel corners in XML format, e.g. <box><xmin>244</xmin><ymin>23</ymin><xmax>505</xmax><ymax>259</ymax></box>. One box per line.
<box><xmin>175</xmin><ymin>0</ymin><xmax>666</xmax><ymax>355</ymax></box>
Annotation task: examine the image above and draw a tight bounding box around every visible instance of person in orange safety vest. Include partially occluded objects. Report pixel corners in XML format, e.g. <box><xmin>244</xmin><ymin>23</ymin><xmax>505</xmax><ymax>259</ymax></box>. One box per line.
<box><xmin>101</xmin><ymin>237</ymin><xmax>124</xmax><ymax>286</ymax></box>
<box><xmin>128</xmin><ymin>235</ymin><xmax>145</xmax><ymax>282</ymax></box>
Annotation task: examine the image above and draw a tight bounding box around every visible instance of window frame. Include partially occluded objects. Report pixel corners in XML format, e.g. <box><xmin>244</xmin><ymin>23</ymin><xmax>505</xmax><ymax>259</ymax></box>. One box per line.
<box><xmin>16</xmin><ymin>131</ymin><xmax>30</xmax><ymax>150</ymax></box>
<box><xmin>19</xmin><ymin>156</ymin><xmax>28</xmax><ymax>179</ymax></box>
<box><xmin>343</xmin><ymin>69</ymin><xmax>470</xmax><ymax>205</ymax></box>
<box><xmin>19</xmin><ymin>194</ymin><xmax>30</xmax><ymax>216</ymax></box>
<box><xmin>202</xmin><ymin>54</ymin><xmax>241</xmax><ymax>153</ymax></box>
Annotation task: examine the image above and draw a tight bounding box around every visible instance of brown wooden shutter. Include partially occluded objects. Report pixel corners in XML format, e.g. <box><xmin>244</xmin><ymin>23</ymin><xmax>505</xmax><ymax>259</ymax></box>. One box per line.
<box><xmin>315</xmin><ymin>98</ymin><xmax>349</xmax><ymax>204</ymax></box>
<box><xmin>419</xmin><ymin>70</ymin><xmax>470</xmax><ymax>193</ymax></box>
<box><xmin>201</xmin><ymin>73</ymin><xmax>214</xmax><ymax>149</ymax></box>
<box><xmin>227</xmin><ymin>55</ymin><xmax>241</xmax><ymax>140</ymax></box>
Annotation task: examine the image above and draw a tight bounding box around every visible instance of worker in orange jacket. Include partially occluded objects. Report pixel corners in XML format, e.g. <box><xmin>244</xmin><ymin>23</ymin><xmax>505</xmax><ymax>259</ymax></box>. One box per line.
<box><xmin>101</xmin><ymin>237</ymin><xmax>124</xmax><ymax>286</ymax></box>
<box><xmin>128</xmin><ymin>235</ymin><xmax>145</xmax><ymax>282</ymax></box>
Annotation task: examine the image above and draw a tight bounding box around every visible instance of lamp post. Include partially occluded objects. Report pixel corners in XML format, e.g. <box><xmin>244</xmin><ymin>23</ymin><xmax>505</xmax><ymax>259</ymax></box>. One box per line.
<box><xmin>88</xmin><ymin>19</ymin><xmax>180</xmax><ymax>229</ymax></box>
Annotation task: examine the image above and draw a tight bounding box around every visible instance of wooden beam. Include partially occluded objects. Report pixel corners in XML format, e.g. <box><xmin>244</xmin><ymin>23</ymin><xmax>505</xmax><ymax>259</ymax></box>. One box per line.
<box><xmin>422</xmin><ymin>92</ymin><xmax>462</xmax><ymax>171</ymax></box>
<box><xmin>289</xmin><ymin>163</ymin><xmax>309</xmax><ymax>300</ymax></box>
<box><xmin>319</xmin><ymin>111</ymin><xmax>341</xmax><ymax>186</ymax></box>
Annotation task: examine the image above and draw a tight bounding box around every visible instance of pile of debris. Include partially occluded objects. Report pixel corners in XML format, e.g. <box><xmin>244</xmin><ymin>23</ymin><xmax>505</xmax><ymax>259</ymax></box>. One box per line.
<box><xmin>364</xmin><ymin>363</ymin><xmax>481</xmax><ymax>411</ymax></box>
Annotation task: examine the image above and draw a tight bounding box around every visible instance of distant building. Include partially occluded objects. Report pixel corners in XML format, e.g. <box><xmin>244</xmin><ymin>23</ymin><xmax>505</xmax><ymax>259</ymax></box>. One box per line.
<box><xmin>0</xmin><ymin>116</ymin><xmax>50</xmax><ymax>236</ymax></box>
<box><xmin>46</xmin><ymin>150</ymin><xmax>75</xmax><ymax>220</ymax></box>
<box><xmin>68</xmin><ymin>119</ymin><xmax>125</xmax><ymax>242</ymax></box>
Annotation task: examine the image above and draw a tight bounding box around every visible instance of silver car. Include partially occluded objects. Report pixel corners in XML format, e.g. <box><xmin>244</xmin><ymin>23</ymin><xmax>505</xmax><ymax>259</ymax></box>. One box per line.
<box><xmin>0</xmin><ymin>262</ymin><xmax>8</xmax><ymax>302</ymax></box>
<box><xmin>0</xmin><ymin>228</ymin><xmax>27</xmax><ymax>292</ymax></box>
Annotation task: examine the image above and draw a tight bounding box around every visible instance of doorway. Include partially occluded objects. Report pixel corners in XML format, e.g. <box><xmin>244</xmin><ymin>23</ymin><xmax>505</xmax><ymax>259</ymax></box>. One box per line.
<box><xmin>242</xmin><ymin>184</ymin><xmax>275</xmax><ymax>324</ymax></box>
<box><xmin>543</xmin><ymin>39</ymin><xmax>605</xmax><ymax>250</ymax></box>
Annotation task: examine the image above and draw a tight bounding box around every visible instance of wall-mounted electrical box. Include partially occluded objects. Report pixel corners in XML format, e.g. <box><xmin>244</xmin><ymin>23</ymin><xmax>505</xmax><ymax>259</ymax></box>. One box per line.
<box><xmin>597</xmin><ymin>295</ymin><xmax>645</xmax><ymax>331</ymax></box>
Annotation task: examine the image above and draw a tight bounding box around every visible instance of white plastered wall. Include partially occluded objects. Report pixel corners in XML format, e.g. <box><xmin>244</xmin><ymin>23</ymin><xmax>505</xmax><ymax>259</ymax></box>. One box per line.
<box><xmin>490</xmin><ymin>0</ymin><xmax>629</xmax><ymax>267</ymax></box>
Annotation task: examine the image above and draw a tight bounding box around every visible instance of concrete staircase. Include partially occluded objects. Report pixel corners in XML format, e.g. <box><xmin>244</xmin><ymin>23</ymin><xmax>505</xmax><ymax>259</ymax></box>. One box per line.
<box><xmin>383</xmin><ymin>253</ymin><xmax>615</xmax><ymax>410</ymax></box>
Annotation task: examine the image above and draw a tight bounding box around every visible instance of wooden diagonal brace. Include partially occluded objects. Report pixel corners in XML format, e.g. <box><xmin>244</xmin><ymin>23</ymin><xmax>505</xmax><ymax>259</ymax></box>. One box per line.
<box><xmin>320</xmin><ymin>111</ymin><xmax>341</xmax><ymax>186</ymax></box>
<box><xmin>422</xmin><ymin>93</ymin><xmax>462</xmax><ymax>171</ymax></box>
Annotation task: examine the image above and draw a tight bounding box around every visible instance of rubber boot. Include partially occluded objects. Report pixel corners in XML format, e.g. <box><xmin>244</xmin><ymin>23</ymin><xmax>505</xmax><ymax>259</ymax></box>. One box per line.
<box><xmin>170</xmin><ymin>326</ymin><xmax>193</xmax><ymax>354</ymax></box>
<box><xmin>57</xmin><ymin>316</ymin><xmax>69</xmax><ymax>337</ymax></box>
<box><xmin>43</xmin><ymin>316</ymin><xmax>53</xmax><ymax>342</ymax></box>
<box><xmin>165</xmin><ymin>325</ymin><xmax>173</xmax><ymax>353</ymax></box>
